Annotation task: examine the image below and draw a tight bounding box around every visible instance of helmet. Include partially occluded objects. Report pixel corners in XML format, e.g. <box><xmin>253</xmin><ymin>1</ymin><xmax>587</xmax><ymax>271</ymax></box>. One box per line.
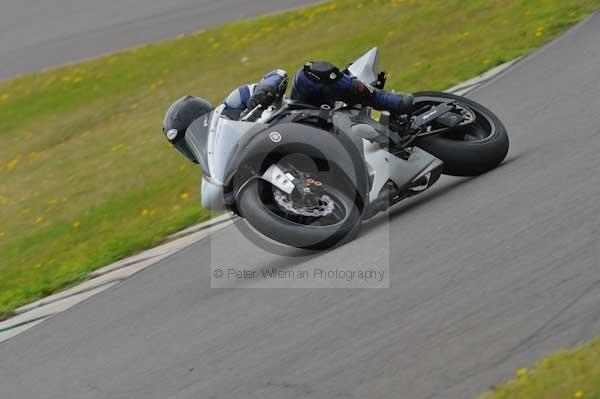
<box><xmin>303</xmin><ymin>61</ymin><xmax>343</xmax><ymax>84</ymax></box>
<box><xmin>163</xmin><ymin>96</ymin><xmax>213</xmax><ymax>162</ymax></box>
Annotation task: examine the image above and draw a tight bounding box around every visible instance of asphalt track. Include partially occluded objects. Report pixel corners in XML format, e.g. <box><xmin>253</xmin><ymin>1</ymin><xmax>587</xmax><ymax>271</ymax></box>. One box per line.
<box><xmin>2</xmin><ymin>11</ymin><xmax>600</xmax><ymax>399</ymax></box>
<box><xmin>0</xmin><ymin>0</ymin><xmax>319</xmax><ymax>80</ymax></box>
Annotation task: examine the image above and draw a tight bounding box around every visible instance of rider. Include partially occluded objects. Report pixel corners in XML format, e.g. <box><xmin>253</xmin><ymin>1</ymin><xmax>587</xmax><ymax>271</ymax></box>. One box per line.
<box><xmin>223</xmin><ymin>61</ymin><xmax>414</xmax><ymax>119</ymax></box>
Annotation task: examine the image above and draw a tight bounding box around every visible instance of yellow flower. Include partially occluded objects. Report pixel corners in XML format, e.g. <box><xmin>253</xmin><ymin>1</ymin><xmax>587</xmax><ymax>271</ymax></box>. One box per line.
<box><xmin>7</xmin><ymin>154</ymin><xmax>21</xmax><ymax>171</ymax></box>
<box><xmin>536</xmin><ymin>26</ymin><xmax>544</xmax><ymax>37</ymax></box>
<box><xmin>515</xmin><ymin>368</ymin><xmax>528</xmax><ymax>377</ymax></box>
<box><xmin>0</xmin><ymin>231</ymin><xmax>5</xmax><ymax>237</ymax></box>
<box><xmin>72</xmin><ymin>221</ymin><xmax>81</xmax><ymax>228</ymax></box>
<box><xmin>575</xmin><ymin>391</ymin><xmax>584</xmax><ymax>399</ymax></box>
<box><xmin>62</xmin><ymin>76</ymin><xmax>72</xmax><ymax>82</ymax></box>
<box><xmin>35</xmin><ymin>216</ymin><xmax>44</xmax><ymax>224</ymax></box>
<box><xmin>0</xmin><ymin>94</ymin><xmax>9</xmax><ymax>102</ymax></box>
<box><xmin>180</xmin><ymin>192</ymin><xmax>190</xmax><ymax>200</ymax></box>
<box><xmin>141</xmin><ymin>209</ymin><xmax>149</xmax><ymax>216</ymax></box>
<box><xmin>149</xmin><ymin>80</ymin><xmax>165</xmax><ymax>90</ymax></box>
<box><xmin>44</xmin><ymin>77</ymin><xmax>57</xmax><ymax>86</ymax></box>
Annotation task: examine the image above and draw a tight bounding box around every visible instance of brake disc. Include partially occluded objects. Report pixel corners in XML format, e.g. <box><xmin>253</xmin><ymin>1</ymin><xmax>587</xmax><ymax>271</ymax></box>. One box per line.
<box><xmin>456</xmin><ymin>103</ymin><xmax>476</xmax><ymax>125</ymax></box>
<box><xmin>273</xmin><ymin>190</ymin><xmax>335</xmax><ymax>217</ymax></box>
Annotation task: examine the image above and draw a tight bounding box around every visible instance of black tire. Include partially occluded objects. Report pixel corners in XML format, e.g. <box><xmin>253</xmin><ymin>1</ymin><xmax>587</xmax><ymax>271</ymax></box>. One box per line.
<box><xmin>237</xmin><ymin>180</ymin><xmax>362</xmax><ymax>250</ymax></box>
<box><xmin>413</xmin><ymin>91</ymin><xmax>509</xmax><ymax>176</ymax></box>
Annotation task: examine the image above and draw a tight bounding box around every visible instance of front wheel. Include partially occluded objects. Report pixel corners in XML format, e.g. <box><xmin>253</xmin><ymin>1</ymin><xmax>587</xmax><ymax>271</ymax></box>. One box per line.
<box><xmin>413</xmin><ymin>91</ymin><xmax>509</xmax><ymax>176</ymax></box>
<box><xmin>237</xmin><ymin>172</ymin><xmax>362</xmax><ymax>250</ymax></box>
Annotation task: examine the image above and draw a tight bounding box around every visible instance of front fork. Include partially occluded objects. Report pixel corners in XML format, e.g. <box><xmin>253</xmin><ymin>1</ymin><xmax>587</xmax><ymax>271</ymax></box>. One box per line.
<box><xmin>261</xmin><ymin>164</ymin><xmax>296</xmax><ymax>194</ymax></box>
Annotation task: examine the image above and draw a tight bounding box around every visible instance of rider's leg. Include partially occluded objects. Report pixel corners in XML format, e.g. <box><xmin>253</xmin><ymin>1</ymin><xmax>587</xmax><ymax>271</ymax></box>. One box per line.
<box><xmin>291</xmin><ymin>63</ymin><xmax>414</xmax><ymax>114</ymax></box>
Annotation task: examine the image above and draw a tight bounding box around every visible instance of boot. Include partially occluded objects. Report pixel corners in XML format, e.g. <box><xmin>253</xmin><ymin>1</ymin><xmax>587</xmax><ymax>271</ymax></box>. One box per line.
<box><xmin>373</xmin><ymin>90</ymin><xmax>414</xmax><ymax>115</ymax></box>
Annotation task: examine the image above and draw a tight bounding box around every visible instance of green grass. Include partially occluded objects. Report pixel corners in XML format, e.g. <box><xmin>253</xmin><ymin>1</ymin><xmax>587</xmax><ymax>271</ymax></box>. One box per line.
<box><xmin>480</xmin><ymin>337</ymin><xmax>600</xmax><ymax>399</ymax></box>
<box><xmin>0</xmin><ymin>0</ymin><xmax>599</xmax><ymax>319</ymax></box>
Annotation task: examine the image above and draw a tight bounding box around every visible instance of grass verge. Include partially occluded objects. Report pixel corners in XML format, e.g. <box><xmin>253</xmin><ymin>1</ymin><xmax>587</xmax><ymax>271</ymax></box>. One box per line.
<box><xmin>480</xmin><ymin>337</ymin><xmax>600</xmax><ymax>399</ymax></box>
<box><xmin>0</xmin><ymin>0</ymin><xmax>599</xmax><ymax>319</ymax></box>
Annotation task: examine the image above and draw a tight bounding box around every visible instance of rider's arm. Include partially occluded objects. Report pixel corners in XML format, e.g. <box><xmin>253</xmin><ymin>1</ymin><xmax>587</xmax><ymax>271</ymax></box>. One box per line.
<box><xmin>223</xmin><ymin>70</ymin><xmax>288</xmax><ymax>120</ymax></box>
<box><xmin>224</xmin><ymin>84</ymin><xmax>257</xmax><ymax>111</ymax></box>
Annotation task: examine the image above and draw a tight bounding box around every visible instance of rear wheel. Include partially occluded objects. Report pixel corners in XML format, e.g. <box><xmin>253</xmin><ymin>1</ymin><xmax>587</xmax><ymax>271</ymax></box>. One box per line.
<box><xmin>413</xmin><ymin>91</ymin><xmax>509</xmax><ymax>176</ymax></box>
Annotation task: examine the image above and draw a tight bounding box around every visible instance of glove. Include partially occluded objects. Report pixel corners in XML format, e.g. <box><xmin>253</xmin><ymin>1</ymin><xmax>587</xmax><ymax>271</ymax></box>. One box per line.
<box><xmin>247</xmin><ymin>69</ymin><xmax>288</xmax><ymax>111</ymax></box>
<box><xmin>247</xmin><ymin>85</ymin><xmax>279</xmax><ymax>111</ymax></box>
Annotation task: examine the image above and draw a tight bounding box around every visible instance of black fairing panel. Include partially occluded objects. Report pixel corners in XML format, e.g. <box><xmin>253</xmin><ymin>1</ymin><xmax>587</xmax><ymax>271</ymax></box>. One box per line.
<box><xmin>223</xmin><ymin>121</ymin><xmax>369</xmax><ymax>210</ymax></box>
<box><xmin>184</xmin><ymin>114</ymin><xmax>212</xmax><ymax>177</ymax></box>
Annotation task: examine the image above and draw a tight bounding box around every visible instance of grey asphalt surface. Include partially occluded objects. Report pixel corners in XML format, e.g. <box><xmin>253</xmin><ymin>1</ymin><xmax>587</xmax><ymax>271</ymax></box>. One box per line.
<box><xmin>0</xmin><ymin>0</ymin><xmax>320</xmax><ymax>80</ymax></box>
<box><xmin>2</xmin><ymin>11</ymin><xmax>600</xmax><ymax>399</ymax></box>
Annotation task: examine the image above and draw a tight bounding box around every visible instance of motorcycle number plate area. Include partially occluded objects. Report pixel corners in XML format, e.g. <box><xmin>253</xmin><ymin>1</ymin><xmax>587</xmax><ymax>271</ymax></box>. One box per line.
<box><xmin>411</xmin><ymin>102</ymin><xmax>455</xmax><ymax>129</ymax></box>
<box><xmin>261</xmin><ymin>164</ymin><xmax>295</xmax><ymax>194</ymax></box>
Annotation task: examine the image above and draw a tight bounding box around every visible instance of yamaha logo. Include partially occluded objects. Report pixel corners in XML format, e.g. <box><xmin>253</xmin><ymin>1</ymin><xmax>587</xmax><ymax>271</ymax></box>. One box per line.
<box><xmin>166</xmin><ymin>128</ymin><xmax>178</xmax><ymax>140</ymax></box>
<box><xmin>269</xmin><ymin>131</ymin><xmax>282</xmax><ymax>143</ymax></box>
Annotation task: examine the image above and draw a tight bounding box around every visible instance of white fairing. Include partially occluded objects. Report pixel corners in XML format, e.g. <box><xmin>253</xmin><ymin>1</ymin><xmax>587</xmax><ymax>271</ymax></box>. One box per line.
<box><xmin>362</xmin><ymin>138</ymin><xmax>444</xmax><ymax>202</ymax></box>
<box><xmin>201</xmin><ymin>105</ymin><xmax>255</xmax><ymax>210</ymax></box>
<box><xmin>347</xmin><ymin>47</ymin><xmax>380</xmax><ymax>85</ymax></box>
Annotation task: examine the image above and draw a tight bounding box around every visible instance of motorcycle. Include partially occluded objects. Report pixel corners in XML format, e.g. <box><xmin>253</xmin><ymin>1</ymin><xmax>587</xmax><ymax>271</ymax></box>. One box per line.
<box><xmin>163</xmin><ymin>48</ymin><xmax>509</xmax><ymax>249</ymax></box>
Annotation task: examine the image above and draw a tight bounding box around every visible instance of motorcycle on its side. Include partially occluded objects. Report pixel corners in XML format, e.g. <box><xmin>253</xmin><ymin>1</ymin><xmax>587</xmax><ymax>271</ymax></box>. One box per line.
<box><xmin>163</xmin><ymin>48</ymin><xmax>509</xmax><ymax>249</ymax></box>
